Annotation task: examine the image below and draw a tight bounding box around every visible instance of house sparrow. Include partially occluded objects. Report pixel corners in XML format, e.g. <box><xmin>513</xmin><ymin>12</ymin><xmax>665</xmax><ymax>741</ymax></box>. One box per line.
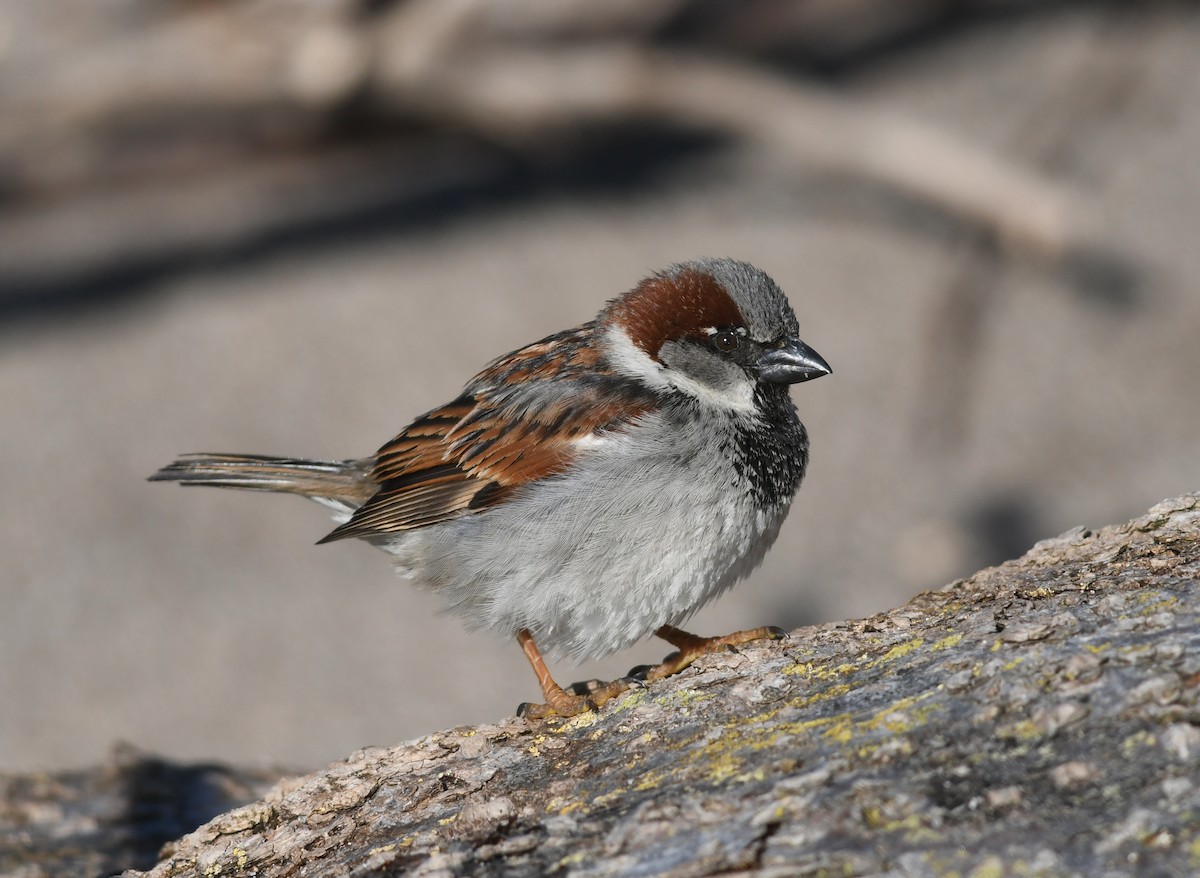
<box><xmin>150</xmin><ymin>258</ymin><xmax>831</xmax><ymax>718</ymax></box>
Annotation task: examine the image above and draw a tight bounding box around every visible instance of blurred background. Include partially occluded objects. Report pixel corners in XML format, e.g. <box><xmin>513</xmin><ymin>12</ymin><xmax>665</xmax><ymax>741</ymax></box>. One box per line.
<box><xmin>2</xmin><ymin>0</ymin><xmax>1198</xmax><ymax>773</ymax></box>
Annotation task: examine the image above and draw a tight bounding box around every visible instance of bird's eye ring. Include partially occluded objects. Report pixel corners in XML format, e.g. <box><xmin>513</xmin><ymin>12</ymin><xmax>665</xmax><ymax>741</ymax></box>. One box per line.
<box><xmin>711</xmin><ymin>330</ymin><xmax>740</xmax><ymax>353</ymax></box>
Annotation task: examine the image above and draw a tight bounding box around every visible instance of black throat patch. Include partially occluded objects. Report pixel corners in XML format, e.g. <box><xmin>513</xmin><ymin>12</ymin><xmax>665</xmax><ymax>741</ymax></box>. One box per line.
<box><xmin>730</xmin><ymin>384</ymin><xmax>809</xmax><ymax>508</ymax></box>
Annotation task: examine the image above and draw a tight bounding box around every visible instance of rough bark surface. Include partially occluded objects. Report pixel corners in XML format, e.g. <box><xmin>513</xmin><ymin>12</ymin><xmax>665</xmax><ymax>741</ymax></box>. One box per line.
<box><xmin>6</xmin><ymin>494</ymin><xmax>1200</xmax><ymax>877</ymax></box>
<box><xmin>0</xmin><ymin>747</ymin><xmax>285</xmax><ymax>878</ymax></box>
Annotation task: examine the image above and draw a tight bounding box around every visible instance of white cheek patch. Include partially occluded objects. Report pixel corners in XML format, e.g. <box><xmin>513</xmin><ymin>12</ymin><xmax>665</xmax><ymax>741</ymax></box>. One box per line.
<box><xmin>665</xmin><ymin>369</ymin><xmax>757</xmax><ymax>414</ymax></box>
<box><xmin>604</xmin><ymin>324</ymin><xmax>758</xmax><ymax>416</ymax></box>
<box><xmin>603</xmin><ymin>324</ymin><xmax>671</xmax><ymax>392</ymax></box>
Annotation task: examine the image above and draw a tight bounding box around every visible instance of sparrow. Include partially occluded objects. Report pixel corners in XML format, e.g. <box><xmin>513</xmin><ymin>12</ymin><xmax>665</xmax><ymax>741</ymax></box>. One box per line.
<box><xmin>150</xmin><ymin>258</ymin><xmax>831</xmax><ymax>718</ymax></box>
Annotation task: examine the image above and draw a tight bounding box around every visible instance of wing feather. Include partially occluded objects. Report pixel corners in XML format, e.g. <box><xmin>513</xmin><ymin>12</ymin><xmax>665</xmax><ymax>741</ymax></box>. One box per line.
<box><xmin>319</xmin><ymin>325</ymin><xmax>655</xmax><ymax>543</ymax></box>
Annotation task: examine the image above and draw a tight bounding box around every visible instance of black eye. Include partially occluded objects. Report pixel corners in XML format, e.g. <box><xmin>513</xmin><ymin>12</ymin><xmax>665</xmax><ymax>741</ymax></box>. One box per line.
<box><xmin>711</xmin><ymin>330</ymin><xmax>740</xmax><ymax>353</ymax></box>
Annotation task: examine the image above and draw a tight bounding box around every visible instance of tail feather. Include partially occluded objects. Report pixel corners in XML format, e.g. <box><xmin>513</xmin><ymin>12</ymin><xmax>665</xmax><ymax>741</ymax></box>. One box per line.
<box><xmin>149</xmin><ymin>453</ymin><xmax>377</xmax><ymax>508</ymax></box>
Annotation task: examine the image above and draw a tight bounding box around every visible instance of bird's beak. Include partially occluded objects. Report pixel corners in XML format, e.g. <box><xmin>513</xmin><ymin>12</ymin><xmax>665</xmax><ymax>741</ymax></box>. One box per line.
<box><xmin>757</xmin><ymin>338</ymin><xmax>832</xmax><ymax>385</ymax></box>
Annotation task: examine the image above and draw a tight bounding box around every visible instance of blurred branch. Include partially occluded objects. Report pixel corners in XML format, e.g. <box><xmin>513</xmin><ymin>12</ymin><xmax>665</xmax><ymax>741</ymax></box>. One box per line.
<box><xmin>380</xmin><ymin>45</ymin><xmax>1085</xmax><ymax>257</ymax></box>
<box><xmin>914</xmin><ymin>6</ymin><xmax>1166</xmax><ymax>452</ymax></box>
<box><xmin>0</xmin><ymin>0</ymin><xmax>1119</xmax><ymax>284</ymax></box>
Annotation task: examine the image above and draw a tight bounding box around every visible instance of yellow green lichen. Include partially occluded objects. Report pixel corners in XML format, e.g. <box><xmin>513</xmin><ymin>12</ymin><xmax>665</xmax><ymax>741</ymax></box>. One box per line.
<box><xmin>997</xmin><ymin>719</ymin><xmax>1041</xmax><ymax>742</ymax></box>
<box><xmin>783</xmin><ymin>660</ymin><xmax>859</xmax><ymax>680</ymax></box>
<box><xmin>705</xmin><ymin>749</ymin><xmax>746</xmax><ymax>784</ymax></box>
<box><xmin>1120</xmin><ymin>729</ymin><xmax>1157</xmax><ymax>756</ymax></box>
<box><xmin>555</xmin><ymin>850</ymin><xmax>590</xmax><ymax>870</ymax></box>
<box><xmin>558</xmin><ymin>709</ymin><xmax>602</xmax><ymax>732</ymax></box>
<box><xmin>538</xmin><ymin>628</ymin><xmax>962</xmax><ymax>820</ymax></box>
<box><xmin>861</xmin><ymin>805</ymin><xmax>884</xmax><ymax>828</ymax></box>
<box><xmin>878</xmin><ymin>639</ymin><xmax>926</xmax><ymax>663</ymax></box>
<box><xmin>786</xmin><ymin>634</ymin><xmax>953</xmax><ymax>681</ymax></box>
<box><xmin>824</xmin><ymin>695</ymin><xmax>942</xmax><ymax>749</ymax></box>
<box><xmin>590</xmin><ymin>788</ymin><xmax>626</xmax><ymax>809</ymax></box>
<box><xmin>967</xmin><ymin>856</ymin><xmax>1006</xmax><ymax>878</ymax></box>
<box><xmin>550</xmin><ymin>798</ymin><xmax>588</xmax><ymax>817</ymax></box>
<box><xmin>1117</xmin><ymin>643</ymin><xmax>1154</xmax><ymax>660</ymax></box>
<box><xmin>863</xmin><ymin>809</ymin><xmax>940</xmax><ymax>843</ymax></box>
<box><xmin>633</xmin><ymin>767</ymin><xmax>667</xmax><ymax>792</ymax></box>
<box><xmin>670</xmin><ymin>688</ymin><xmax>716</xmax><ymax>708</ymax></box>
<box><xmin>1132</xmin><ymin>591</ymin><xmax>1178</xmax><ymax>613</ymax></box>
<box><xmin>824</xmin><ymin>715</ymin><xmax>857</xmax><ymax>745</ymax></box>
<box><xmin>932</xmin><ymin>633</ymin><xmax>964</xmax><ymax>651</ymax></box>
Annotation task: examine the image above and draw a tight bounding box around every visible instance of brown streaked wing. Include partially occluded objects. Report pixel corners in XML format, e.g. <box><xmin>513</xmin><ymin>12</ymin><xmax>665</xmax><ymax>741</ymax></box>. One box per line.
<box><xmin>371</xmin><ymin>399</ymin><xmax>475</xmax><ymax>483</ymax></box>
<box><xmin>318</xmin><ymin>385</ymin><xmax>652</xmax><ymax>543</ymax></box>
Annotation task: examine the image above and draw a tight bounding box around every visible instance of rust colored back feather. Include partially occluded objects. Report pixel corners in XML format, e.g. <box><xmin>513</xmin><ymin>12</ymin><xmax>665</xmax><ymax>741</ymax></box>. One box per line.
<box><xmin>319</xmin><ymin>324</ymin><xmax>656</xmax><ymax>543</ymax></box>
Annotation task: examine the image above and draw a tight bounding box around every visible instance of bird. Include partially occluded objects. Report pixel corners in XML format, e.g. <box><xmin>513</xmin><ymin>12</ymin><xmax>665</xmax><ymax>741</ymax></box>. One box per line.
<box><xmin>150</xmin><ymin>258</ymin><xmax>831</xmax><ymax>718</ymax></box>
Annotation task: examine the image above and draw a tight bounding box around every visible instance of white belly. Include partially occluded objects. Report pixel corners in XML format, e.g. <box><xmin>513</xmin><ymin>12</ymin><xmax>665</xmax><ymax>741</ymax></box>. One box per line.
<box><xmin>376</xmin><ymin>428</ymin><xmax>792</xmax><ymax>661</ymax></box>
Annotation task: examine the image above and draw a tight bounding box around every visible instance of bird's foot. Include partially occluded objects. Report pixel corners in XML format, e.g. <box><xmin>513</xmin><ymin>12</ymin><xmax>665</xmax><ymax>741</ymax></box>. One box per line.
<box><xmin>517</xmin><ymin>628</ymin><xmax>644</xmax><ymax>719</ymax></box>
<box><xmin>518</xmin><ymin>676</ymin><xmax>640</xmax><ymax>720</ymax></box>
<box><xmin>515</xmin><ymin>624</ymin><xmax>787</xmax><ymax>719</ymax></box>
<box><xmin>644</xmin><ymin>624</ymin><xmax>788</xmax><ymax>683</ymax></box>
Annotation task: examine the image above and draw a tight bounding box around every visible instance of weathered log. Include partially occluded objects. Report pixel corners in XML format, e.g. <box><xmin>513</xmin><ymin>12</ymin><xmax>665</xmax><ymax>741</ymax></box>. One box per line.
<box><xmin>0</xmin><ymin>745</ymin><xmax>284</xmax><ymax>878</ymax></box>
<box><xmin>7</xmin><ymin>494</ymin><xmax>1197</xmax><ymax>876</ymax></box>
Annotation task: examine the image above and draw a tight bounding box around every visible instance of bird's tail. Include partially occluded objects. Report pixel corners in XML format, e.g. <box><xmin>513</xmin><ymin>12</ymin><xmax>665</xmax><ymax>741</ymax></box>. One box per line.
<box><xmin>148</xmin><ymin>453</ymin><xmax>377</xmax><ymax>509</ymax></box>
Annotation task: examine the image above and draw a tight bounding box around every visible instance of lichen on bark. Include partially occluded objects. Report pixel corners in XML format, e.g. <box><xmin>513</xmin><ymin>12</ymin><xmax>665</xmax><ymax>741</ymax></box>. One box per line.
<box><xmin>5</xmin><ymin>495</ymin><xmax>1199</xmax><ymax>877</ymax></box>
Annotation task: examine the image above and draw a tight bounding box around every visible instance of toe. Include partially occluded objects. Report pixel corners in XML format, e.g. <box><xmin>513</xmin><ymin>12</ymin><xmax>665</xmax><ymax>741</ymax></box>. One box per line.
<box><xmin>626</xmin><ymin>664</ymin><xmax>654</xmax><ymax>681</ymax></box>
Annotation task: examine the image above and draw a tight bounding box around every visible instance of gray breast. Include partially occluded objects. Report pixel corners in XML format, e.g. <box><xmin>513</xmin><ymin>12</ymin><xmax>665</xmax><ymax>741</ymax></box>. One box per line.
<box><xmin>378</xmin><ymin>406</ymin><xmax>797</xmax><ymax>661</ymax></box>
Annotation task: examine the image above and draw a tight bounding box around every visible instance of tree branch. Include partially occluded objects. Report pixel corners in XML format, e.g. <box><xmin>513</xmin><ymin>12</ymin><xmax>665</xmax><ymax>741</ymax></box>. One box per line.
<box><xmin>8</xmin><ymin>494</ymin><xmax>1198</xmax><ymax>876</ymax></box>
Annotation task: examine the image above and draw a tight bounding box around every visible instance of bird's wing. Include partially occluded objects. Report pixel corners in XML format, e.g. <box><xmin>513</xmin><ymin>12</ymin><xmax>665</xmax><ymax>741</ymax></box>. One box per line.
<box><xmin>318</xmin><ymin>325</ymin><xmax>654</xmax><ymax>542</ymax></box>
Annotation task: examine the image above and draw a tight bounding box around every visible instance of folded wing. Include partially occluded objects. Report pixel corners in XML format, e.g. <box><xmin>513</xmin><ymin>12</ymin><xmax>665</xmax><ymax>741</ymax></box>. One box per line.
<box><xmin>319</xmin><ymin>325</ymin><xmax>654</xmax><ymax>542</ymax></box>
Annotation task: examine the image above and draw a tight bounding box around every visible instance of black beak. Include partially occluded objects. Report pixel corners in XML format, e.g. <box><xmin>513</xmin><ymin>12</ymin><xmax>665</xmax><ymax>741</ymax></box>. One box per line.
<box><xmin>757</xmin><ymin>338</ymin><xmax>832</xmax><ymax>385</ymax></box>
